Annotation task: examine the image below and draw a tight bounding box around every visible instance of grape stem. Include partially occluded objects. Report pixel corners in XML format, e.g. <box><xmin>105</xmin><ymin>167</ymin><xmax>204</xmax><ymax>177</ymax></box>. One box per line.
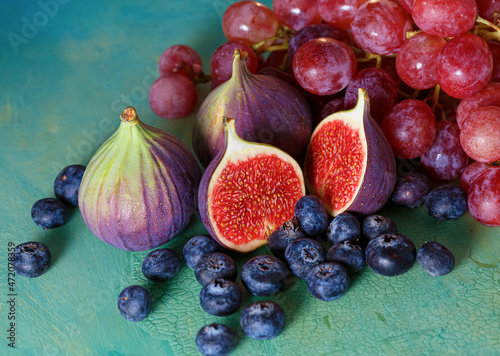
<box><xmin>398</xmin><ymin>89</ymin><xmax>421</xmax><ymax>99</ymax></box>
<box><xmin>406</xmin><ymin>30</ymin><xmax>421</xmax><ymax>40</ymax></box>
<box><xmin>476</xmin><ymin>14</ymin><xmax>500</xmax><ymax>33</ymax></box>
<box><xmin>356</xmin><ymin>52</ymin><xmax>382</xmax><ymax>68</ymax></box>
<box><xmin>427</xmin><ymin>84</ymin><xmax>446</xmax><ymax>122</ymax></box>
<box><xmin>475</xmin><ymin>14</ymin><xmax>500</xmax><ymax>42</ymax></box>
<box><xmin>252</xmin><ymin>27</ymin><xmax>292</xmax><ymax>54</ymax></box>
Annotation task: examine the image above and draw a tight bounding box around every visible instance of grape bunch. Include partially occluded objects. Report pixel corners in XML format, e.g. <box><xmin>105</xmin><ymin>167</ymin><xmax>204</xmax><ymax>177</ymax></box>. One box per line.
<box><xmin>149</xmin><ymin>0</ymin><xmax>500</xmax><ymax>226</ymax></box>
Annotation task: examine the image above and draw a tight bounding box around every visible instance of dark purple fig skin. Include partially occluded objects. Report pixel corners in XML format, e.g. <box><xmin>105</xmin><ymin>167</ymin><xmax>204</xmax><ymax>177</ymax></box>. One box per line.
<box><xmin>193</xmin><ymin>51</ymin><xmax>312</xmax><ymax>167</ymax></box>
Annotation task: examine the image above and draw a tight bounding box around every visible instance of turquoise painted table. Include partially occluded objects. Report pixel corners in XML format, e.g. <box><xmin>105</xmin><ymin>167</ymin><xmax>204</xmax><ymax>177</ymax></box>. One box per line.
<box><xmin>1</xmin><ymin>1</ymin><xmax>499</xmax><ymax>355</ymax></box>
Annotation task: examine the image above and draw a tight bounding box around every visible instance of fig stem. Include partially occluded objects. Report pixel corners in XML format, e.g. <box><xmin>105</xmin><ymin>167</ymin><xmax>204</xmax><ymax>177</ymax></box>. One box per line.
<box><xmin>120</xmin><ymin>106</ymin><xmax>140</xmax><ymax>126</ymax></box>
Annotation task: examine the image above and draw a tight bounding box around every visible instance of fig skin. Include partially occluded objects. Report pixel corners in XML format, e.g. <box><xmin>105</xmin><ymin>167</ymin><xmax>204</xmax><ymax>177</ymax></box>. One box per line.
<box><xmin>79</xmin><ymin>107</ymin><xmax>202</xmax><ymax>251</ymax></box>
<box><xmin>193</xmin><ymin>49</ymin><xmax>312</xmax><ymax>167</ymax></box>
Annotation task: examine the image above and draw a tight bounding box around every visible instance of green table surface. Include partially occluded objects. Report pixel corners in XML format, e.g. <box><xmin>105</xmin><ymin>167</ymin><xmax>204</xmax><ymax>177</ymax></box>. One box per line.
<box><xmin>1</xmin><ymin>1</ymin><xmax>500</xmax><ymax>355</ymax></box>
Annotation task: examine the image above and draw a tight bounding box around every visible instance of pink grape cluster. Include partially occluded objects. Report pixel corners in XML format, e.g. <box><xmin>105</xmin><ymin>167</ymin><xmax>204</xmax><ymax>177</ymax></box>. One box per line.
<box><xmin>149</xmin><ymin>0</ymin><xmax>500</xmax><ymax>226</ymax></box>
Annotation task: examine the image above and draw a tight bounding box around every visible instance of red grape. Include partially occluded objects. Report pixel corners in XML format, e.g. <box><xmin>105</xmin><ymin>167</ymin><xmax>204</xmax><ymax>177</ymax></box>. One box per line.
<box><xmin>357</xmin><ymin>56</ymin><xmax>400</xmax><ymax>88</ymax></box>
<box><xmin>158</xmin><ymin>45</ymin><xmax>203</xmax><ymax>80</ymax></box>
<box><xmin>468</xmin><ymin>167</ymin><xmax>500</xmax><ymax>226</ymax></box>
<box><xmin>351</xmin><ymin>0</ymin><xmax>412</xmax><ymax>56</ymax></box>
<box><xmin>396</xmin><ymin>33</ymin><xmax>447</xmax><ymax>90</ymax></box>
<box><xmin>420</xmin><ymin>121</ymin><xmax>469</xmax><ymax>180</ymax></box>
<box><xmin>210</xmin><ymin>41</ymin><xmax>258</xmax><ymax>85</ymax></box>
<box><xmin>460</xmin><ymin>106</ymin><xmax>500</xmax><ymax>163</ymax></box>
<box><xmin>273</xmin><ymin>0</ymin><xmax>322</xmax><ymax>31</ymax></box>
<box><xmin>381</xmin><ymin>99</ymin><xmax>436</xmax><ymax>159</ymax></box>
<box><xmin>476</xmin><ymin>0</ymin><xmax>500</xmax><ymax>23</ymax></box>
<box><xmin>293</xmin><ymin>38</ymin><xmax>356</xmax><ymax>96</ymax></box>
<box><xmin>456</xmin><ymin>83</ymin><xmax>500</xmax><ymax>128</ymax></box>
<box><xmin>436</xmin><ymin>34</ymin><xmax>494</xmax><ymax>99</ymax></box>
<box><xmin>344</xmin><ymin>68</ymin><xmax>398</xmax><ymax>124</ymax></box>
<box><xmin>488</xmin><ymin>42</ymin><xmax>500</xmax><ymax>83</ymax></box>
<box><xmin>398</xmin><ymin>0</ymin><xmax>415</xmax><ymax>13</ymax></box>
<box><xmin>222</xmin><ymin>1</ymin><xmax>280</xmax><ymax>45</ymax></box>
<box><xmin>317</xmin><ymin>0</ymin><xmax>369</xmax><ymax>30</ymax></box>
<box><xmin>461</xmin><ymin>162</ymin><xmax>493</xmax><ymax>192</ymax></box>
<box><xmin>265</xmin><ymin>50</ymin><xmax>289</xmax><ymax>69</ymax></box>
<box><xmin>149</xmin><ymin>74</ymin><xmax>198</xmax><ymax>119</ymax></box>
<box><xmin>412</xmin><ymin>0</ymin><xmax>477</xmax><ymax>37</ymax></box>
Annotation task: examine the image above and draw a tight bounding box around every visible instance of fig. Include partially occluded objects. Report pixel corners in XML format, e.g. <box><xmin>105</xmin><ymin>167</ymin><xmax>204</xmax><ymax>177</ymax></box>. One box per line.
<box><xmin>198</xmin><ymin>118</ymin><xmax>306</xmax><ymax>253</ymax></box>
<box><xmin>304</xmin><ymin>88</ymin><xmax>396</xmax><ymax>216</ymax></box>
<box><xmin>193</xmin><ymin>49</ymin><xmax>312</xmax><ymax>167</ymax></box>
<box><xmin>78</xmin><ymin>107</ymin><xmax>202</xmax><ymax>251</ymax></box>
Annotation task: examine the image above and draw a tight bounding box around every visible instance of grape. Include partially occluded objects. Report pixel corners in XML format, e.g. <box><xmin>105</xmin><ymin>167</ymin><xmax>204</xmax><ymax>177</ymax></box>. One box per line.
<box><xmin>317</xmin><ymin>0</ymin><xmax>369</xmax><ymax>30</ymax></box>
<box><xmin>476</xmin><ymin>0</ymin><xmax>500</xmax><ymax>23</ymax></box>
<box><xmin>468</xmin><ymin>167</ymin><xmax>500</xmax><ymax>227</ymax></box>
<box><xmin>149</xmin><ymin>74</ymin><xmax>198</xmax><ymax>119</ymax></box>
<box><xmin>357</xmin><ymin>56</ymin><xmax>400</xmax><ymax>88</ymax></box>
<box><xmin>316</xmin><ymin>97</ymin><xmax>345</xmax><ymax>125</ymax></box>
<box><xmin>398</xmin><ymin>0</ymin><xmax>415</xmax><ymax>13</ymax></box>
<box><xmin>460</xmin><ymin>106</ymin><xmax>500</xmax><ymax>163</ymax></box>
<box><xmin>293</xmin><ymin>38</ymin><xmax>356</xmax><ymax>96</ymax></box>
<box><xmin>265</xmin><ymin>50</ymin><xmax>289</xmax><ymax>69</ymax></box>
<box><xmin>158</xmin><ymin>45</ymin><xmax>203</xmax><ymax>81</ymax></box>
<box><xmin>210</xmin><ymin>41</ymin><xmax>258</xmax><ymax>85</ymax></box>
<box><xmin>257</xmin><ymin>67</ymin><xmax>303</xmax><ymax>93</ymax></box>
<box><xmin>489</xmin><ymin>42</ymin><xmax>500</xmax><ymax>83</ymax></box>
<box><xmin>412</xmin><ymin>0</ymin><xmax>477</xmax><ymax>37</ymax></box>
<box><xmin>381</xmin><ymin>99</ymin><xmax>436</xmax><ymax>159</ymax></box>
<box><xmin>420</xmin><ymin>121</ymin><xmax>469</xmax><ymax>180</ymax></box>
<box><xmin>344</xmin><ymin>68</ymin><xmax>398</xmax><ymax>124</ymax></box>
<box><xmin>395</xmin><ymin>33</ymin><xmax>447</xmax><ymax>90</ymax></box>
<box><xmin>222</xmin><ymin>1</ymin><xmax>280</xmax><ymax>45</ymax></box>
<box><xmin>287</xmin><ymin>24</ymin><xmax>351</xmax><ymax>64</ymax></box>
<box><xmin>461</xmin><ymin>162</ymin><xmax>493</xmax><ymax>192</ymax></box>
<box><xmin>456</xmin><ymin>83</ymin><xmax>500</xmax><ymax>128</ymax></box>
<box><xmin>351</xmin><ymin>0</ymin><xmax>412</xmax><ymax>56</ymax></box>
<box><xmin>273</xmin><ymin>0</ymin><xmax>322</xmax><ymax>31</ymax></box>
<box><xmin>436</xmin><ymin>34</ymin><xmax>494</xmax><ymax>99</ymax></box>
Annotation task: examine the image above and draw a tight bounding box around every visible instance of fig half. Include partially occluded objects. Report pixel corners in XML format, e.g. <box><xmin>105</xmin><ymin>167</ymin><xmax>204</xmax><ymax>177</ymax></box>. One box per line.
<box><xmin>304</xmin><ymin>88</ymin><xmax>396</xmax><ymax>216</ymax></box>
<box><xmin>198</xmin><ymin>118</ymin><xmax>306</xmax><ymax>253</ymax></box>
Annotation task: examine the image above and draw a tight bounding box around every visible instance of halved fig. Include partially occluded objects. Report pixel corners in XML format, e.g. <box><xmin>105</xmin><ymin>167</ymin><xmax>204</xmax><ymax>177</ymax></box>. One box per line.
<box><xmin>304</xmin><ymin>88</ymin><xmax>396</xmax><ymax>216</ymax></box>
<box><xmin>198</xmin><ymin>118</ymin><xmax>306</xmax><ymax>253</ymax></box>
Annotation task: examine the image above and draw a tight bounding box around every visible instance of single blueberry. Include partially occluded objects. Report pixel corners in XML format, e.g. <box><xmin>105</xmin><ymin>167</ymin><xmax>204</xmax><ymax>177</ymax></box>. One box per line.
<box><xmin>284</xmin><ymin>238</ymin><xmax>326</xmax><ymax>279</ymax></box>
<box><xmin>199</xmin><ymin>279</ymin><xmax>243</xmax><ymax>316</ymax></box>
<box><xmin>417</xmin><ymin>241</ymin><xmax>455</xmax><ymax>276</ymax></box>
<box><xmin>195</xmin><ymin>323</ymin><xmax>235</xmax><ymax>356</ymax></box>
<box><xmin>392</xmin><ymin>173</ymin><xmax>431</xmax><ymax>208</ymax></box>
<box><xmin>240</xmin><ymin>301</ymin><xmax>286</xmax><ymax>340</ymax></box>
<box><xmin>306</xmin><ymin>262</ymin><xmax>350</xmax><ymax>301</ymax></box>
<box><xmin>365</xmin><ymin>234</ymin><xmax>416</xmax><ymax>277</ymax></box>
<box><xmin>326</xmin><ymin>242</ymin><xmax>365</xmax><ymax>274</ymax></box>
<box><xmin>31</xmin><ymin>198</ymin><xmax>68</xmax><ymax>229</ymax></box>
<box><xmin>194</xmin><ymin>252</ymin><xmax>237</xmax><ymax>286</ymax></box>
<box><xmin>268</xmin><ymin>219</ymin><xmax>307</xmax><ymax>260</ymax></box>
<box><xmin>425</xmin><ymin>185</ymin><xmax>467</xmax><ymax>221</ymax></box>
<box><xmin>294</xmin><ymin>195</ymin><xmax>329</xmax><ymax>237</ymax></box>
<box><xmin>326</xmin><ymin>213</ymin><xmax>361</xmax><ymax>245</ymax></box>
<box><xmin>117</xmin><ymin>285</ymin><xmax>152</xmax><ymax>322</ymax></box>
<box><xmin>241</xmin><ymin>255</ymin><xmax>289</xmax><ymax>296</ymax></box>
<box><xmin>362</xmin><ymin>214</ymin><xmax>398</xmax><ymax>240</ymax></box>
<box><xmin>53</xmin><ymin>165</ymin><xmax>86</xmax><ymax>206</ymax></box>
<box><xmin>13</xmin><ymin>241</ymin><xmax>52</xmax><ymax>278</ymax></box>
<box><xmin>141</xmin><ymin>248</ymin><xmax>181</xmax><ymax>283</ymax></box>
<box><xmin>183</xmin><ymin>235</ymin><xmax>219</xmax><ymax>269</ymax></box>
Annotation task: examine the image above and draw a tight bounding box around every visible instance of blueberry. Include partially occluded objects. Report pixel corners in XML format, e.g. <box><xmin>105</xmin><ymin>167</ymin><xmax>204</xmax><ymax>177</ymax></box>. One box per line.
<box><xmin>306</xmin><ymin>262</ymin><xmax>350</xmax><ymax>301</ymax></box>
<box><xmin>425</xmin><ymin>185</ymin><xmax>467</xmax><ymax>221</ymax></box>
<box><xmin>294</xmin><ymin>195</ymin><xmax>329</xmax><ymax>237</ymax></box>
<box><xmin>326</xmin><ymin>242</ymin><xmax>365</xmax><ymax>274</ymax></box>
<box><xmin>365</xmin><ymin>234</ymin><xmax>416</xmax><ymax>277</ymax></box>
<box><xmin>31</xmin><ymin>198</ymin><xmax>68</xmax><ymax>229</ymax></box>
<box><xmin>199</xmin><ymin>279</ymin><xmax>243</xmax><ymax>316</ymax></box>
<box><xmin>13</xmin><ymin>242</ymin><xmax>51</xmax><ymax>278</ymax></box>
<box><xmin>141</xmin><ymin>248</ymin><xmax>181</xmax><ymax>283</ymax></box>
<box><xmin>194</xmin><ymin>252</ymin><xmax>237</xmax><ymax>286</ymax></box>
<box><xmin>241</xmin><ymin>255</ymin><xmax>289</xmax><ymax>296</ymax></box>
<box><xmin>284</xmin><ymin>238</ymin><xmax>326</xmax><ymax>279</ymax></box>
<box><xmin>240</xmin><ymin>301</ymin><xmax>286</xmax><ymax>340</ymax></box>
<box><xmin>268</xmin><ymin>219</ymin><xmax>307</xmax><ymax>260</ymax></box>
<box><xmin>117</xmin><ymin>285</ymin><xmax>152</xmax><ymax>322</ymax></box>
<box><xmin>326</xmin><ymin>213</ymin><xmax>360</xmax><ymax>245</ymax></box>
<box><xmin>53</xmin><ymin>165</ymin><xmax>86</xmax><ymax>206</ymax></box>
<box><xmin>417</xmin><ymin>241</ymin><xmax>455</xmax><ymax>276</ymax></box>
<box><xmin>183</xmin><ymin>235</ymin><xmax>219</xmax><ymax>269</ymax></box>
<box><xmin>362</xmin><ymin>214</ymin><xmax>398</xmax><ymax>240</ymax></box>
<box><xmin>392</xmin><ymin>173</ymin><xmax>431</xmax><ymax>208</ymax></box>
<box><xmin>195</xmin><ymin>323</ymin><xmax>235</xmax><ymax>356</ymax></box>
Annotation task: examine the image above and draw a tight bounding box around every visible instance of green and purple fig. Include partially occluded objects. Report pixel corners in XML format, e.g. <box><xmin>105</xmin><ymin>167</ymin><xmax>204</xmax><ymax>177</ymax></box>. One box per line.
<box><xmin>78</xmin><ymin>107</ymin><xmax>202</xmax><ymax>251</ymax></box>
